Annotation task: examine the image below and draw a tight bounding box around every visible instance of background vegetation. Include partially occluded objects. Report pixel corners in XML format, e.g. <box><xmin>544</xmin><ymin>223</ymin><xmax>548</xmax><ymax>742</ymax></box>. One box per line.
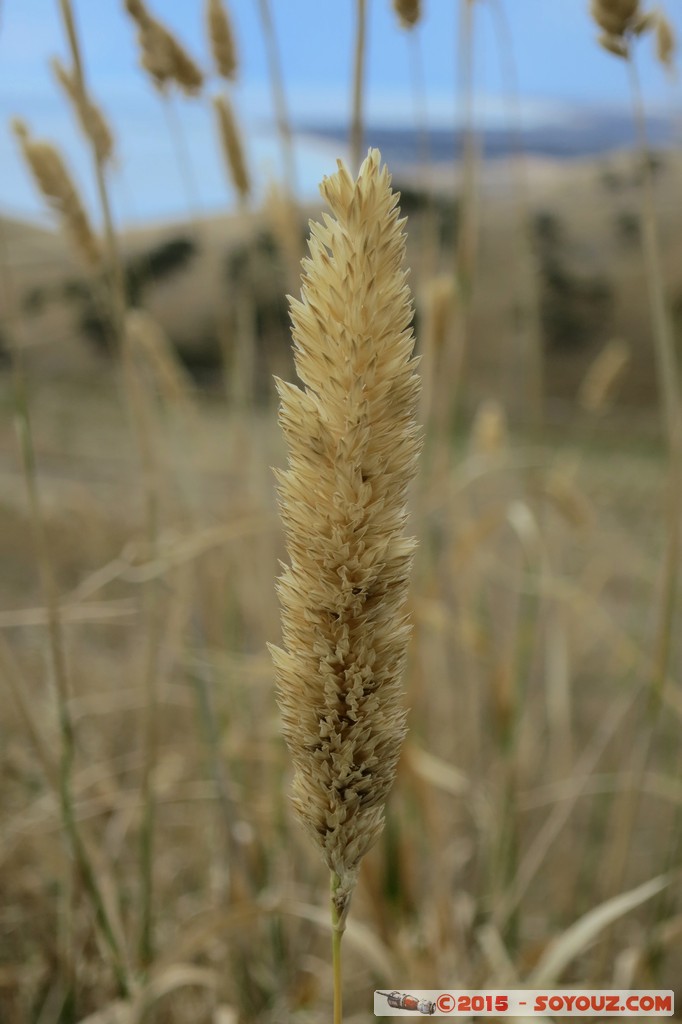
<box><xmin>1</xmin><ymin>1</ymin><xmax>682</xmax><ymax>1021</ymax></box>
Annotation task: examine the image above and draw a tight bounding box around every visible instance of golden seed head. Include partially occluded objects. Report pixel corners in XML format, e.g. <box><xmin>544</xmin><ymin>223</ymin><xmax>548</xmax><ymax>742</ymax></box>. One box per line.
<box><xmin>125</xmin><ymin>0</ymin><xmax>204</xmax><ymax>95</ymax></box>
<box><xmin>270</xmin><ymin>149</ymin><xmax>421</xmax><ymax>924</ymax></box>
<box><xmin>591</xmin><ymin>0</ymin><xmax>641</xmax><ymax>35</ymax></box>
<box><xmin>12</xmin><ymin>119</ymin><xmax>101</xmax><ymax>267</ymax></box>
<box><xmin>51</xmin><ymin>57</ymin><xmax>114</xmax><ymax>164</ymax></box>
<box><xmin>393</xmin><ymin>0</ymin><xmax>421</xmax><ymax>28</ymax></box>
<box><xmin>213</xmin><ymin>94</ymin><xmax>250</xmax><ymax>200</ymax></box>
<box><xmin>206</xmin><ymin>0</ymin><xmax>238</xmax><ymax>80</ymax></box>
<box><xmin>655</xmin><ymin>12</ymin><xmax>676</xmax><ymax>71</ymax></box>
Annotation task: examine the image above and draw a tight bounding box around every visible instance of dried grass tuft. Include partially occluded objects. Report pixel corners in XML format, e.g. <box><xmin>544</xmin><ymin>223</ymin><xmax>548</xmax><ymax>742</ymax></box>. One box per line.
<box><xmin>12</xmin><ymin>118</ymin><xmax>102</xmax><ymax>267</ymax></box>
<box><xmin>270</xmin><ymin>149</ymin><xmax>421</xmax><ymax>925</ymax></box>
<box><xmin>51</xmin><ymin>57</ymin><xmax>114</xmax><ymax>164</ymax></box>
<box><xmin>125</xmin><ymin>0</ymin><xmax>204</xmax><ymax>95</ymax></box>
<box><xmin>213</xmin><ymin>94</ymin><xmax>250</xmax><ymax>201</ymax></box>
<box><xmin>206</xmin><ymin>0</ymin><xmax>238</xmax><ymax>81</ymax></box>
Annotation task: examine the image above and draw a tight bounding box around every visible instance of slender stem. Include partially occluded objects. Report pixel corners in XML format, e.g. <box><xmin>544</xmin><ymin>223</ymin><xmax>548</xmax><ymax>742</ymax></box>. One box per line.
<box><xmin>0</xmin><ymin>217</ymin><xmax>132</xmax><ymax>995</ymax></box>
<box><xmin>456</xmin><ymin>0</ymin><xmax>477</xmax><ymax>298</ymax></box>
<box><xmin>408</xmin><ymin>28</ymin><xmax>438</xmax><ymax>282</ymax></box>
<box><xmin>488</xmin><ymin>0</ymin><xmax>544</xmax><ymax>427</ymax></box>
<box><xmin>627</xmin><ymin>55</ymin><xmax>682</xmax><ymax>706</ymax></box>
<box><xmin>350</xmin><ymin>0</ymin><xmax>367</xmax><ymax>174</ymax></box>
<box><xmin>256</xmin><ymin>0</ymin><xmax>297</xmax><ymax>195</ymax></box>
<box><xmin>163</xmin><ymin>95</ymin><xmax>203</xmax><ymax>229</ymax></box>
<box><xmin>58</xmin><ymin>0</ymin><xmax>164</xmax><ymax>969</ymax></box>
<box><xmin>330</xmin><ymin>872</ymin><xmax>344</xmax><ymax>1024</ymax></box>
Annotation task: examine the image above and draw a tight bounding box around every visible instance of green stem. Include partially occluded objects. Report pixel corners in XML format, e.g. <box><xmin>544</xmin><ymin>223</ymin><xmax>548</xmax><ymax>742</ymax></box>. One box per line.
<box><xmin>627</xmin><ymin>55</ymin><xmax>682</xmax><ymax>708</ymax></box>
<box><xmin>331</xmin><ymin>872</ymin><xmax>344</xmax><ymax>1024</ymax></box>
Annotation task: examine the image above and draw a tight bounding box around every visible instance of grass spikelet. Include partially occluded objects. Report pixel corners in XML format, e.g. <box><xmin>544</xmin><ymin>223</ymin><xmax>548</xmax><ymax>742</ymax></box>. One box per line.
<box><xmin>270</xmin><ymin>148</ymin><xmax>421</xmax><ymax>935</ymax></box>
<box><xmin>51</xmin><ymin>56</ymin><xmax>114</xmax><ymax>164</ymax></box>
<box><xmin>213</xmin><ymin>94</ymin><xmax>250</xmax><ymax>201</ymax></box>
<box><xmin>591</xmin><ymin>0</ymin><xmax>646</xmax><ymax>55</ymax></box>
<box><xmin>598</xmin><ymin>32</ymin><xmax>630</xmax><ymax>57</ymax></box>
<box><xmin>423</xmin><ymin>274</ymin><xmax>456</xmax><ymax>356</ymax></box>
<box><xmin>544</xmin><ymin>461</ymin><xmax>593</xmax><ymax>531</ymax></box>
<box><xmin>470</xmin><ymin>398</ymin><xmax>508</xmax><ymax>456</ymax></box>
<box><xmin>125</xmin><ymin>309</ymin><xmax>195</xmax><ymax>411</ymax></box>
<box><xmin>655</xmin><ymin>11</ymin><xmax>676</xmax><ymax>71</ymax></box>
<box><xmin>393</xmin><ymin>0</ymin><xmax>421</xmax><ymax>28</ymax></box>
<box><xmin>579</xmin><ymin>338</ymin><xmax>631</xmax><ymax>413</ymax></box>
<box><xmin>206</xmin><ymin>0</ymin><xmax>238</xmax><ymax>80</ymax></box>
<box><xmin>124</xmin><ymin>0</ymin><xmax>204</xmax><ymax>95</ymax></box>
<box><xmin>419</xmin><ymin>273</ymin><xmax>456</xmax><ymax>426</ymax></box>
<box><xmin>591</xmin><ymin>0</ymin><xmax>640</xmax><ymax>35</ymax></box>
<box><xmin>12</xmin><ymin>118</ymin><xmax>101</xmax><ymax>267</ymax></box>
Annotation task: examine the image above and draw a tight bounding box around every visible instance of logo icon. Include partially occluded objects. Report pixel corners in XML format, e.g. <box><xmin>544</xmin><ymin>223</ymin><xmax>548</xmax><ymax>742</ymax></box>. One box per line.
<box><xmin>377</xmin><ymin>991</ymin><xmax>437</xmax><ymax>1014</ymax></box>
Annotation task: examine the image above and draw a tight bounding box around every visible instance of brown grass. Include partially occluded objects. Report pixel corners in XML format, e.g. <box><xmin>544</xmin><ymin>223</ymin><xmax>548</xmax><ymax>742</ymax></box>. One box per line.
<box><xmin>3</xmin><ymin>4</ymin><xmax>682</xmax><ymax>1022</ymax></box>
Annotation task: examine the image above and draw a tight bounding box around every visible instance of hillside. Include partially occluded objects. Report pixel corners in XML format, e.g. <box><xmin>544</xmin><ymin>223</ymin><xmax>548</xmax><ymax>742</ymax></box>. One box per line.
<box><xmin>2</xmin><ymin>146</ymin><xmax>682</xmax><ymax>417</ymax></box>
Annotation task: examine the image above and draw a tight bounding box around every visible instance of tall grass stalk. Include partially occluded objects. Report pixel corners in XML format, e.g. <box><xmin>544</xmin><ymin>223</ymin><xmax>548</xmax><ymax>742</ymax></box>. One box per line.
<box><xmin>626</xmin><ymin>45</ymin><xmax>682</xmax><ymax>968</ymax></box>
<box><xmin>626</xmin><ymin>56</ymin><xmax>682</xmax><ymax>706</ymax></box>
<box><xmin>0</xmin><ymin>220</ymin><xmax>133</xmax><ymax>996</ymax></box>
<box><xmin>488</xmin><ymin>0</ymin><xmax>544</xmax><ymax>427</ymax></box>
<box><xmin>270</xmin><ymin>150</ymin><xmax>421</xmax><ymax>1021</ymax></box>
<box><xmin>591</xmin><ymin>42</ymin><xmax>682</xmax><ymax>965</ymax></box>
<box><xmin>163</xmin><ymin>95</ymin><xmax>204</xmax><ymax>228</ymax></box>
<box><xmin>456</xmin><ymin>0</ymin><xmax>478</xmax><ymax>299</ymax></box>
<box><xmin>58</xmin><ymin>0</ymin><xmax>167</xmax><ymax>967</ymax></box>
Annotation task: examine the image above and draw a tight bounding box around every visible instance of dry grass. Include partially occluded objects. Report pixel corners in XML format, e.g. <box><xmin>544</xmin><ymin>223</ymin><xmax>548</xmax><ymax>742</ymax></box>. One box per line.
<box><xmin>2</xmin><ymin>3</ymin><xmax>682</xmax><ymax>1022</ymax></box>
<box><xmin>11</xmin><ymin>120</ymin><xmax>102</xmax><ymax>269</ymax></box>
<box><xmin>271</xmin><ymin>150</ymin><xmax>420</xmax><ymax>936</ymax></box>
<box><xmin>206</xmin><ymin>0</ymin><xmax>238</xmax><ymax>82</ymax></box>
<box><xmin>212</xmin><ymin>95</ymin><xmax>251</xmax><ymax>204</ymax></box>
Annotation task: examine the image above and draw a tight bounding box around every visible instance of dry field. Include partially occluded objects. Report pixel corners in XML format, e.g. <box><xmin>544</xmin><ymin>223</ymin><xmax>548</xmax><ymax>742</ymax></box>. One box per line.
<box><xmin>1</xmin><ymin>1</ymin><xmax>682</xmax><ymax>1023</ymax></box>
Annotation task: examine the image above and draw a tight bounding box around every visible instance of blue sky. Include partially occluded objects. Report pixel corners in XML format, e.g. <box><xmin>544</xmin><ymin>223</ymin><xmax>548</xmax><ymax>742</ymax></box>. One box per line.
<box><xmin>1</xmin><ymin>0</ymin><xmax>680</xmax><ymax>223</ymax></box>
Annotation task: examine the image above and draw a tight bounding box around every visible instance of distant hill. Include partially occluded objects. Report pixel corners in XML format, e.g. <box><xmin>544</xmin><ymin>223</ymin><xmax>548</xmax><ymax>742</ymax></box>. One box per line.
<box><xmin>301</xmin><ymin>107</ymin><xmax>678</xmax><ymax>164</ymax></box>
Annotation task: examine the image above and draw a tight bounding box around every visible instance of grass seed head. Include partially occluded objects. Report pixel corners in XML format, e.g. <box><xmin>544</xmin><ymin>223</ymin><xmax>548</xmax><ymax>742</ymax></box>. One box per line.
<box><xmin>206</xmin><ymin>0</ymin><xmax>238</xmax><ymax>80</ymax></box>
<box><xmin>393</xmin><ymin>0</ymin><xmax>421</xmax><ymax>28</ymax></box>
<box><xmin>270</xmin><ymin>148</ymin><xmax>421</xmax><ymax>926</ymax></box>
<box><xmin>591</xmin><ymin>0</ymin><xmax>646</xmax><ymax>55</ymax></box>
<box><xmin>12</xmin><ymin>118</ymin><xmax>101</xmax><ymax>267</ymax></box>
<box><xmin>213</xmin><ymin>94</ymin><xmax>250</xmax><ymax>201</ymax></box>
<box><xmin>655</xmin><ymin>11</ymin><xmax>676</xmax><ymax>71</ymax></box>
<box><xmin>125</xmin><ymin>0</ymin><xmax>204</xmax><ymax>95</ymax></box>
<box><xmin>51</xmin><ymin>57</ymin><xmax>114</xmax><ymax>164</ymax></box>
